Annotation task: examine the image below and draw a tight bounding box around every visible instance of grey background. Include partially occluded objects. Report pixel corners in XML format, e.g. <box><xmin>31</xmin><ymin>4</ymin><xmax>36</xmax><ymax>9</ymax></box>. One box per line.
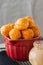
<box><xmin>0</xmin><ymin>0</ymin><xmax>43</xmax><ymax>43</ymax></box>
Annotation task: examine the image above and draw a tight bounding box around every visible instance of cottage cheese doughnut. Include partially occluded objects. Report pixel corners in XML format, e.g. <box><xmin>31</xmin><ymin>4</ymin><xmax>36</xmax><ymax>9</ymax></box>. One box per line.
<box><xmin>25</xmin><ymin>16</ymin><xmax>35</xmax><ymax>27</ymax></box>
<box><xmin>1</xmin><ymin>23</ymin><xmax>14</xmax><ymax>36</ymax></box>
<box><xmin>14</xmin><ymin>18</ymin><xmax>29</xmax><ymax>30</ymax></box>
<box><xmin>7</xmin><ymin>23</ymin><xmax>14</xmax><ymax>29</ymax></box>
<box><xmin>22</xmin><ymin>29</ymin><xmax>34</xmax><ymax>39</ymax></box>
<box><xmin>30</xmin><ymin>26</ymin><xmax>40</xmax><ymax>37</ymax></box>
<box><xmin>9</xmin><ymin>28</ymin><xmax>21</xmax><ymax>40</ymax></box>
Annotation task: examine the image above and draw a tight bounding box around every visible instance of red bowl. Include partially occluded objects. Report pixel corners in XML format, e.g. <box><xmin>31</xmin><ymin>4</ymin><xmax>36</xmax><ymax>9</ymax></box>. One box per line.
<box><xmin>4</xmin><ymin>37</ymin><xmax>40</xmax><ymax>61</ymax></box>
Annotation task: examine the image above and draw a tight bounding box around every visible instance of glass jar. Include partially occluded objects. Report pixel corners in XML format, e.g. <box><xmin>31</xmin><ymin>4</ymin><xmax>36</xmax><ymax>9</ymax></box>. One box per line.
<box><xmin>29</xmin><ymin>41</ymin><xmax>43</xmax><ymax>65</ymax></box>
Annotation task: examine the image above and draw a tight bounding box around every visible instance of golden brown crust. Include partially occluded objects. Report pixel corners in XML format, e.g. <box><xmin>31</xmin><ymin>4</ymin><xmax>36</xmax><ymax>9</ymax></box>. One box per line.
<box><xmin>29</xmin><ymin>26</ymin><xmax>40</xmax><ymax>37</ymax></box>
<box><xmin>0</xmin><ymin>23</ymin><xmax>14</xmax><ymax>36</ymax></box>
<box><xmin>0</xmin><ymin>16</ymin><xmax>40</xmax><ymax>40</ymax></box>
<box><xmin>9</xmin><ymin>28</ymin><xmax>21</xmax><ymax>40</ymax></box>
<box><xmin>14</xmin><ymin>18</ymin><xmax>29</xmax><ymax>30</ymax></box>
<box><xmin>25</xmin><ymin>16</ymin><xmax>36</xmax><ymax>27</ymax></box>
<box><xmin>22</xmin><ymin>29</ymin><xmax>34</xmax><ymax>39</ymax></box>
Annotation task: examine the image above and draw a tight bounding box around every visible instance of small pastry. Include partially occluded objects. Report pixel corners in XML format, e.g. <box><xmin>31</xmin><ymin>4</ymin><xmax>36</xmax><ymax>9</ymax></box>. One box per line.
<box><xmin>0</xmin><ymin>23</ymin><xmax>14</xmax><ymax>36</ymax></box>
<box><xmin>29</xmin><ymin>26</ymin><xmax>40</xmax><ymax>37</ymax></box>
<box><xmin>14</xmin><ymin>18</ymin><xmax>29</xmax><ymax>30</ymax></box>
<box><xmin>22</xmin><ymin>29</ymin><xmax>34</xmax><ymax>39</ymax></box>
<box><xmin>7</xmin><ymin>23</ymin><xmax>14</xmax><ymax>29</ymax></box>
<box><xmin>25</xmin><ymin>16</ymin><xmax>35</xmax><ymax>27</ymax></box>
<box><xmin>9</xmin><ymin>28</ymin><xmax>21</xmax><ymax>40</ymax></box>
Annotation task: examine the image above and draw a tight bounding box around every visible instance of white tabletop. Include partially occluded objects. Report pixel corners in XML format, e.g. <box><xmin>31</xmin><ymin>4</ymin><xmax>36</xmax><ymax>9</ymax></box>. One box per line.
<box><xmin>0</xmin><ymin>43</ymin><xmax>5</xmax><ymax>48</ymax></box>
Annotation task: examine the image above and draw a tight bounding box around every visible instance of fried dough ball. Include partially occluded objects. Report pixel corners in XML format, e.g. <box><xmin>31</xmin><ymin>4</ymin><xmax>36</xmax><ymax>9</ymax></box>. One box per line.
<box><xmin>7</xmin><ymin>23</ymin><xmax>14</xmax><ymax>28</ymax></box>
<box><xmin>22</xmin><ymin>29</ymin><xmax>34</xmax><ymax>39</ymax></box>
<box><xmin>25</xmin><ymin>16</ymin><xmax>35</xmax><ymax>27</ymax></box>
<box><xmin>14</xmin><ymin>18</ymin><xmax>29</xmax><ymax>30</ymax></box>
<box><xmin>1</xmin><ymin>23</ymin><xmax>14</xmax><ymax>36</ymax></box>
<box><xmin>30</xmin><ymin>26</ymin><xmax>40</xmax><ymax>37</ymax></box>
<box><xmin>9</xmin><ymin>28</ymin><xmax>21</xmax><ymax>40</ymax></box>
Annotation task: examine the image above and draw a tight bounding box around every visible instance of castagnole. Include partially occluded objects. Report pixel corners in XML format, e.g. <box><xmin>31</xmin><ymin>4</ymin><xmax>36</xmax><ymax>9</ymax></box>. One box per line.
<box><xmin>14</xmin><ymin>18</ymin><xmax>29</xmax><ymax>30</ymax></box>
<box><xmin>29</xmin><ymin>26</ymin><xmax>40</xmax><ymax>37</ymax></box>
<box><xmin>9</xmin><ymin>28</ymin><xmax>21</xmax><ymax>40</ymax></box>
<box><xmin>25</xmin><ymin>16</ymin><xmax>35</xmax><ymax>27</ymax></box>
<box><xmin>0</xmin><ymin>23</ymin><xmax>14</xmax><ymax>36</ymax></box>
<box><xmin>1</xmin><ymin>23</ymin><xmax>14</xmax><ymax>36</ymax></box>
<box><xmin>22</xmin><ymin>29</ymin><xmax>34</xmax><ymax>39</ymax></box>
<box><xmin>0</xmin><ymin>16</ymin><xmax>40</xmax><ymax>40</ymax></box>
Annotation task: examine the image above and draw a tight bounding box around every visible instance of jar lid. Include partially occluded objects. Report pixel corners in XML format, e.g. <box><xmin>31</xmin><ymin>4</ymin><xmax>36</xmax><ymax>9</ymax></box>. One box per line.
<box><xmin>33</xmin><ymin>41</ymin><xmax>43</xmax><ymax>49</ymax></box>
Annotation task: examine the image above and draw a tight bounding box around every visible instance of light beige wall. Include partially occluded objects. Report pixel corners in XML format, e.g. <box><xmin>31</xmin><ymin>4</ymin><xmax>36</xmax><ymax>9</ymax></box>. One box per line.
<box><xmin>32</xmin><ymin>0</ymin><xmax>43</xmax><ymax>36</ymax></box>
<box><xmin>0</xmin><ymin>0</ymin><xmax>43</xmax><ymax>43</ymax></box>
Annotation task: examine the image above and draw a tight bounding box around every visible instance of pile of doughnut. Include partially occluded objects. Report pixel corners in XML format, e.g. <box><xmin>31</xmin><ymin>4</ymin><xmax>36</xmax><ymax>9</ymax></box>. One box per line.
<box><xmin>0</xmin><ymin>16</ymin><xmax>40</xmax><ymax>40</ymax></box>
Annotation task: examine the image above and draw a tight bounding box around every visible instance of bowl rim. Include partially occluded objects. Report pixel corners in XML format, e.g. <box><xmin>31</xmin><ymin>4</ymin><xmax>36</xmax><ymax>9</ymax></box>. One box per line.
<box><xmin>4</xmin><ymin>36</ymin><xmax>41</xmax><ymax>41</ymax></box>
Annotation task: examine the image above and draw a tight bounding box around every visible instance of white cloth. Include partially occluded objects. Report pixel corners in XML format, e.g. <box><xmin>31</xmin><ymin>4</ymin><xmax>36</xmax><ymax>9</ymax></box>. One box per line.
<box><xmin>0</xmin><ymin>0</ymin><xmax>43</xmax><ymax>43</ymax></box>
